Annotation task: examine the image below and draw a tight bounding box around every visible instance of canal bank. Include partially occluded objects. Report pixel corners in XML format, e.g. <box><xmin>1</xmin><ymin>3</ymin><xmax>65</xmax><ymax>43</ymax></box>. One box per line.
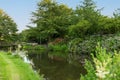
<box><xmin>0</xmin><ymin>51</ymin><xmax>43</xmax><ymax>80</ymax></box>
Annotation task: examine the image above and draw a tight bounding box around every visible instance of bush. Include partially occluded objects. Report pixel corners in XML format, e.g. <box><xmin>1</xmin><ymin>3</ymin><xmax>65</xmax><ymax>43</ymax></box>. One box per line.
<box><xmin>80</xmin><ymin>43</ymin><xmax>120</xmax><ymax>80</ymax></box>
<box><xmin>48</xmin><ymin>44</ymin><xmax>68</xmax><ymax>52</ymax></box>
<box><xmin>68</xmin><ymin>20</ymin><xmax>91</xmax><ymax>38</ymax></box>
<box><xmin>68</xmin><ymin>35</ymin><xmax>101</xmax><ymax>55</ymax></box>
<box><xmin>68</xmin><ymin>34</ymin><xmax>120</xmax><ymax>55</ymax></box>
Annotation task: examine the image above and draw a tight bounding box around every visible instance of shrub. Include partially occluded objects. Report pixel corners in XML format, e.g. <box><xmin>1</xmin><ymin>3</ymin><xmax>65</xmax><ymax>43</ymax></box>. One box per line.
<box><xmin>80</xmin><ymin>43</ymin><xmax>120</xmax><ymax>80</ymax></box>
<box><xmin>68</xmin><ymin>34</ymin><xmax>120</xmax><ymax>56</ymax></box>
<box><xmin>68</xmin><ymin>20</ymin><xmax>91</xmax><ymax>38</ymax></box>
<box><xmin>48</xmin><ymin>44</ymin><xmax>68</xmax><ymax>52</ymax></box>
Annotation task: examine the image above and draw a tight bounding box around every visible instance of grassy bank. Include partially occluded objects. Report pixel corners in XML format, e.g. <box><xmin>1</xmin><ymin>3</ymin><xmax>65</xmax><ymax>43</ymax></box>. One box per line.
<box><xmin>0</xmin><ymin>51</ymin><xmax>44</xmax><ymax>80</ymax></box>
<box><xmin>23</xmin><ymin>44</ymin><xmax>46</xmax><ymax>54</ymax></box>
<box><xmin>23</xmin><ymin>43</ymin><xmax>69</xmax><ymax>59</ymax></box>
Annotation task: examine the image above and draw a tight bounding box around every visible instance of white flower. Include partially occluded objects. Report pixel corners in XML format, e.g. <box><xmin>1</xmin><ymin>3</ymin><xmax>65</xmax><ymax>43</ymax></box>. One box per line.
<box><xmin>96</xmin><ymin>70</ymin><xmax>109</xmax><ymax>79</ymax></box>
<box><xmin>95</xmin><ymin>59</ymin><xmax>110</xmax><ymax>79</ymax></box>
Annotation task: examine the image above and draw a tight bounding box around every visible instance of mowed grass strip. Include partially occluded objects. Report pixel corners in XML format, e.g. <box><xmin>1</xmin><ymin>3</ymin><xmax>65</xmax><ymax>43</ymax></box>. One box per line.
<box><xmin>0</xmin><ymin>53</ymin><xmax>8</xmax><ymax>80</ymax></box>
<box><xmin>0</xmin><ymin>51</ymin><xmax>44</xmax><ymax>80</ymax></box>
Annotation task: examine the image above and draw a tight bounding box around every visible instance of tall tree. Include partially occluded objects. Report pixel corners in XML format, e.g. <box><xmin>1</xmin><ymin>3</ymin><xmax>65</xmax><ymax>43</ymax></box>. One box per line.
<box><xmin>112</xmin><ymin>9</ymin><xmax>120</xmax><ymax>33</ymax></box>
<box><xmin>75</xmin><ymin>0</ymin><xmax>101</xmax><ymax>34</ymax></box>
<box><xmin>0</xmin><ymin>9</ymin><xmax>18</xmax><ymax>42</ymax></box>
<box><xmin>31</xmin><ymin>0</ymin><xmax>73</xmax><ymax>43</ymax></box>
<box><xmin>113</xmin><ymin>8</ymin><xmax>120</xmax><ymax>18</ymax></box>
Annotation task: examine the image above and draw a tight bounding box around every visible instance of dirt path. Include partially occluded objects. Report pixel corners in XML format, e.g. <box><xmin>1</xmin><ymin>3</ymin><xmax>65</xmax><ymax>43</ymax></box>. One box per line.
<box><xmin>0</xmin><ymin>53</ymin><xmax>20</xmax><ymax>80</ymax></box>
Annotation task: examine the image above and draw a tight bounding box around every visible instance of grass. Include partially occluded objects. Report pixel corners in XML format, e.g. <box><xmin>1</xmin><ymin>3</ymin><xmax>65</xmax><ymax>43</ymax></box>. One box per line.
<box><xmin>0</xmin><ymin>51</ymin><xmax>44</xmax><ymax>80</ymax></box>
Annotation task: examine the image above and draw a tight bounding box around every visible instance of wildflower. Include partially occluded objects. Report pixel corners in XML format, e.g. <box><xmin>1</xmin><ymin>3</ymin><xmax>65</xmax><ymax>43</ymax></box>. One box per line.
<box><xmin>96</xmin><ymin>69</ymin><xmax>109</xmax><ymax>79</ymax></box>
<box><xmin>95</xmin><ymin>59</ymin><xmax>110</xmax><ymax>79</ymax></box>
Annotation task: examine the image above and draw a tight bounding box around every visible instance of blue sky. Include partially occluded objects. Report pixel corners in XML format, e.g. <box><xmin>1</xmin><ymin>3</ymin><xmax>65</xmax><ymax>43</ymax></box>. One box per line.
<box><xmin>0</xmin><ymin>0</ymin><xmax>120</xmax><ymax>32</ymax></box>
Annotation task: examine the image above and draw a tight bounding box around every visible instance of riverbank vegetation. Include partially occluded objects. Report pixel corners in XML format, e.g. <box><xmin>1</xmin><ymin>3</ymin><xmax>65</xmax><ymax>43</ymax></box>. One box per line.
<box><xmin>20</xmin><ymin>0</ymin><xmax>120</xmax><ymax>59</ymax></box>
<box><xmin>0</xmin><ymin>51</ymin><xmax>43</xmax><ymax>80</ymax></box>
<box><xmin>80</xmin><ymin>44</ymin><xmax>120</xmax><ymax>80</ymax></box>
<box><xmin>23</xmin><ymin>43</ymin><xmax>46</xmax><ymax>54</ymax></box>
<box><xmin>19</xmin><ymin>0</ymin><xmax>120</xmax><ymax>79</ymax></box>
<box><xmin>0</xmin><ymin>9</ymin><xmax>18</xmax><ymax>44</ymax></box>
<box><xmin>1</xmin><ymin>0</ymin><xmax>120</xmax><ymax>79</ymax></box>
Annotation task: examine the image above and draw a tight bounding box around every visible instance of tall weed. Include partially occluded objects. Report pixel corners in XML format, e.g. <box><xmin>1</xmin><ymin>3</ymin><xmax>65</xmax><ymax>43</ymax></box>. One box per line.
<box><xmin>80</xmin><ymin>43</ymin><xmax>120</xmax><ymax>80</ymax></box>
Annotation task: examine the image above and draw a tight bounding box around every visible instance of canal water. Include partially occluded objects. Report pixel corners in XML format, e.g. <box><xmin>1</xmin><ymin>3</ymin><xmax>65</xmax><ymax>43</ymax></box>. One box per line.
<box><xmin>28</xmin><ymin>53</ymin><xmax>86</xmax><ymax>80</ymax></box>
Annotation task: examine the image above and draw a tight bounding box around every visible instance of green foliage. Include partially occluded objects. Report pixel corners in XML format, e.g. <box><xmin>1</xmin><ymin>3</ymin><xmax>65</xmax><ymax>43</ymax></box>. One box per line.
<box><xmin>75</xmin><ymin>0</ymin><xmax>101</xmax><ymax>34</ymax></box>
<box><xmin>100</xmin><ymin>35</ymin><xmax>120</xmax><ymax>52</ymax></box>
<box><xmin>21</xmin><ymin>28</ymin><xmax>43</xmax><ymax>43</ymax></box>
<box><xmin>68</xmin><ymin>36</ymin><xmax>100</xmax><ymax>55</ymax></box>
<box><xmin>23</xmin><ymin>44</ymin><xmax>46</xmax><ymax>54</ymax></box>
<box><xmin>68</xmin><ymin>38</ymin><xmax>83</xmax><ymax>53</ymax></box>
<box><xmin>48</xmin><ymin>44</ymin><xmax>68</xmax><ymax>52</ymax></box>
<box><xmin>97</xmin><ymin>16</ymin><xmax>120</xmax><ymax>34</ymax></box>
<box><xmin>68</xmin><ymin>0</ymin><xmax>120</xmax><ymax>39</ymax></box>
<box><xmin>113</xmin><ymin>8</ymin><xmax>120</xmax><ymax>18</ymax></box>
<box><xmin>80</xmin><ymin>43</ymin><xmax>120</xmax><ymax>80</ymax></box>
<box><xmin>20</xmin><ymin>0</ymin><xmax>120</xmax><ymax>45</ymax></box>
<box><xmin>80</xmin><ymin>60</ymin><xmax>97</xmax><ymax>80</ymax></box>
<box><xmin>68</xmin><ymin>20</ymin><xmax>91</xmax><ymax>38</ymax></box>
<box><xmin>68</xmin><ymin>34</ymin><xmax>120</xmax><ymax>56</ymax></box>
<box><xmin>28</xmin><ymin>0</ymin><xmax>72</xmax><ymax>43</ymax></box>
<box><xmin>76</xmin><ymin>0</ymin><xmax>100</xmax><ymax>21</ymax></box>
<box><xmin>23</xmin><ymin>44</ymin><xmax>45</xmax><ymax>50</ymax></box>
<box><xmin>48</xmin><ymin>44</ymin><xmax>68</xmax><ymax>58</ymax></box>
<box><xmin>0</xmin><ymin>9</ymin><xmax>18</xmax><ymax>42</ymax></box>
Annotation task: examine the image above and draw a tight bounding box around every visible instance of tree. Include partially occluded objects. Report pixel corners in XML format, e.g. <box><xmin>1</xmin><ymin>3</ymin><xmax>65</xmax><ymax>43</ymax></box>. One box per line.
<box><xmin>112</xmin><ymin>9</ymin><xmax>120</xmax><ymax>33</ymax></box>
<box><xmin>97</xmin><ymin>16</ymin><xmax>119</xmax><ymax>34</ymax></box>
<box><xmin>113</xmin><ymin>8</ymin><xmax>120</xmax><ymax>18</ymax></box>
<box><xmin>31</xmin><ymin>0</ymin><xmax>73</xmax><ymax>43</ymax></box>
<box><xmin>0</xmin><ymin>9</ymin><xmax>18</xmax><ymax>42</ymax></box>
<box><xmin>68</xmin><ymin>20</ymin><xmax>91</xmax><ymax>38</ymax></box>
<box><xmin>75</xmin><ymin>0</ymin><xmax>101</xmax><ymax>34</ymax></box>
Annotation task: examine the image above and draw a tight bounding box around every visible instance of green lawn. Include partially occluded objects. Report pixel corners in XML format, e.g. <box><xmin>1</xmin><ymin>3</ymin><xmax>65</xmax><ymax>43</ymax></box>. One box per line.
<box><xmin>0</xmin><ymin>51</ymin><xmax>44</xmax><ymax>80</ymax></box>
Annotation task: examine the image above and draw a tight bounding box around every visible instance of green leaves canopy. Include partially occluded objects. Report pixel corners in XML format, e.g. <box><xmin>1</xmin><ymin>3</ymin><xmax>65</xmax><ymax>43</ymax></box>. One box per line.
<box><xmin>0</xmin><ymin>9</ymin><xmax>18</xmax><ymax>42</ymax></box>
<box><xmin>31</xmin><ymin>0</ymin><xmax>72</xmax><ymax>43</ymax></box>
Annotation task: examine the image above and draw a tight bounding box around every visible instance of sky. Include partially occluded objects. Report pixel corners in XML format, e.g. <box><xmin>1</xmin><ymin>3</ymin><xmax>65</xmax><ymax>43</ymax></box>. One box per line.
<box><xmin>0</xmin><ymin>0</ymin><xmax>120</xmax><ymax>32</ymax></box>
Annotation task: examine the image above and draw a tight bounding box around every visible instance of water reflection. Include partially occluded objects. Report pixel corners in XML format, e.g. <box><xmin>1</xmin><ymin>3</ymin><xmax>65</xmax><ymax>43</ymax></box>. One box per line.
<box><xmin>28</xmin><ymin>53</ymin><xmax>86</xmax><ymax>80</ymax></box>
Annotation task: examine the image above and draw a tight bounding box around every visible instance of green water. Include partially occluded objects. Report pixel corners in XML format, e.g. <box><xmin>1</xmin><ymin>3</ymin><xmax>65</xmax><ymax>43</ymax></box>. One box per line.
<box><xmin>28</xmin><ymin>53</ymin><xmax>86</xmax><ymax>80</ymax></box>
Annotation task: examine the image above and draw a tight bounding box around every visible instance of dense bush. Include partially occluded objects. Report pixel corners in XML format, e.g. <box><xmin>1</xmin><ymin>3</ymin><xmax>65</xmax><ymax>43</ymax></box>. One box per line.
<box><xmin>68</xmin><ymin>34</ymin><xmax>120</xmax><ymax>56</ymax></box>
<box><xmin>68</xmin><ymin>20</ymin><xmax>91</xmax><ymax>38</ymax></box>
<box><xmin>48</xmin><ymin>44</ymin><xmax>68</xmax><ymax>52</ymax></box>
<box><xmin>80</xmin><ymin>43</ymin><xmax>120</xmax><ymax>80</ymax></box>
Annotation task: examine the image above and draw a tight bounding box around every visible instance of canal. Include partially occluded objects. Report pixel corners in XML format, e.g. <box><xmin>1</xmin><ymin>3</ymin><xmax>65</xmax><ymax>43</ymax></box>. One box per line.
<box><xmin>28</xmin><ymin>53</ymin><xmax>86</xmax><ymax>80</ymax></box>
